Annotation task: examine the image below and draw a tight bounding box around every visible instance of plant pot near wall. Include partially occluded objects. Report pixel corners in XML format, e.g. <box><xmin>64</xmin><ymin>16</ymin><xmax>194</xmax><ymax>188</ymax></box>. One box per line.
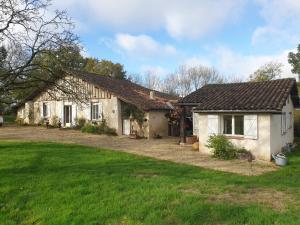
<box><xmin>186</xmin><ymin>135</ymin><xmax>197</xmax><ymax>144</ymax></box>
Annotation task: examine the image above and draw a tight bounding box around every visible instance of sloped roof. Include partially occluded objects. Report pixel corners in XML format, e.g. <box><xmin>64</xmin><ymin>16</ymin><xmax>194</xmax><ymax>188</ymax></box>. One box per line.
<box><xmin>178</xmin><ymin>78</ymin><xmax>299</xmax><ymax>113</ymax></box>
<box><xmin>16</xmin><ymin>71</ymin><xmax>178</xmax><ymax>111</ymax></box>
<box><xmin>67</xmin><ymin>71</ymin><xmax>178</xmax><ymax>111</ymax></box>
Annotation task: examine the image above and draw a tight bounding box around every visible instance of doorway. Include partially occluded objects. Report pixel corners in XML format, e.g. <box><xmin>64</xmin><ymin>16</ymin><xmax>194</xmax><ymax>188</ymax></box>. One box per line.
<box><xmin>64</xmin><ymin>105</ymin><xmax>72</xmax><ymax>127</ymax></box>
<box><xmin>123</xmin><ymin>119</ymin><xmax>131</xmax><ymax>135</ymax></box>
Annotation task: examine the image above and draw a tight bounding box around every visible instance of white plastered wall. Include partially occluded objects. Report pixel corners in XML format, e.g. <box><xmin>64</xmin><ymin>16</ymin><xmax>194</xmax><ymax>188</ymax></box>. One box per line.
<box><xmin>28</xmin><ymin>93</ymin><xmax>123</xmax><ymax>135</ymax></box>
<box><xmin>270</xmin><ymin>95</ymin><xmax>294</xmax><ymax>155</ymax></box>
<box><xmin>197</xmin><ymin>113</ymin><xmax>272</xmax><ymax>161</ymax></box>
<box><xmin>147</xmin><ymin>111</ymin><xmax>169</xmax><ymax>138</ymax></box>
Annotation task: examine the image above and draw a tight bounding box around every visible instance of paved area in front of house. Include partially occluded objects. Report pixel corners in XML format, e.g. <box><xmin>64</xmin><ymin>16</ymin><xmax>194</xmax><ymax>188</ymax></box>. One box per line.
<box><xmin>0</xmin><ymin>125</ymin><xmax>277</xmax><ymax>175</ymax></box>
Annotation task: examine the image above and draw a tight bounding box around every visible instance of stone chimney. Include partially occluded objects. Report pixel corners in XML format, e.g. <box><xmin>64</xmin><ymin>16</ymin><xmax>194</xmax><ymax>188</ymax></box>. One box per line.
<box><xmin>150</xmin><ymin>91</ymin><xmax>155</xmax><ymax>100</ymax></box>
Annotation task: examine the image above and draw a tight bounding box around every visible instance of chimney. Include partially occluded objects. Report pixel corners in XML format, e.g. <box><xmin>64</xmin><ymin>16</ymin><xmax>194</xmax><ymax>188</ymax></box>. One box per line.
<box><xmin>150</xmin><ymin>91</ymin><xmax>155</xmax><ymax>100</ymax></box>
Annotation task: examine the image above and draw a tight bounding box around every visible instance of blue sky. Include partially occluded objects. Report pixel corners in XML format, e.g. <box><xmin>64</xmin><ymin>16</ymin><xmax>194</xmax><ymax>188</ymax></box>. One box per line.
<box><xmin>52</xmin><ymin>0</ymin><xmax>300</xmax><ymax>80</ymax></box>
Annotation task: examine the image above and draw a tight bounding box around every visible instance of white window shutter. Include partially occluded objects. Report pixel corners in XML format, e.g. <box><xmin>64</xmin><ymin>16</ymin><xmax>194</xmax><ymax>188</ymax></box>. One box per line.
<box><xmin>40</xmin><ymin>103</ymin><xmax>43</xmax><ymax>118</ymax></box>
<box><xmin>98</xmin><ymin>102</ymin><xmax>103</xmax><ymax>120</ymax></box>
<box><xmin>84</xmin><ymin>102</ymin><xmax>91</xmax><ymax>121</ymax></box>
<box><xmin>48</xmin><ymin>103</ymin><xmax>51</xmax><ymax>117</ymax></box>
<box><xmin>193</xmin><ymin>112</ymin><xmax>199</xmax><ymax>136</ymax></box>
<box><xmin>244</xmin><ymin>115</ymin><xmax>257</xmax><ymax>139</ymax></box>
<box><xmin>281</xmin><ymin>113</ymin><xmax>286</xmax><ymax>134</ymax></box>
<box><xmin>207</xmin><ymin>115</ymin><xmax>219</xmax><ymax>135</ymax></box>
<box><xmin>60</xmin><ymin>101</ymin><xmax>64</xmax><ymax>122</ymax></box>
<box><xmin>72</xmin><ymin>103</ymin><xmax>77</xmax><ymax>126</ymax></box>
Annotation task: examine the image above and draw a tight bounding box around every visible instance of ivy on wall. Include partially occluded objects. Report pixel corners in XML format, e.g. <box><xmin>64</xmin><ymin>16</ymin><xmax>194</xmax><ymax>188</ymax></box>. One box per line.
<box><xmin>121</xmin><ymin>102</ymin><xmax>145</xmax><ymax>128</ymax></box>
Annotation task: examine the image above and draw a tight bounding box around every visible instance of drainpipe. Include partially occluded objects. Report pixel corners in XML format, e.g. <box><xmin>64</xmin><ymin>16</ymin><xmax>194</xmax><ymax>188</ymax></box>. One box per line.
<box><xmin>180</xmin><ymin>106</ymin><xmax>186</xmax><ymax>144</ymax></box>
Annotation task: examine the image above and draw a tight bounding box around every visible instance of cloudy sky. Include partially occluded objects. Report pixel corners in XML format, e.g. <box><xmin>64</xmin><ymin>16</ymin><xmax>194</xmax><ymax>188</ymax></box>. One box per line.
<box><xmin>52</xmin><ymin>0</ymin><xmax>300</xmax><ymax>80</ymax></box>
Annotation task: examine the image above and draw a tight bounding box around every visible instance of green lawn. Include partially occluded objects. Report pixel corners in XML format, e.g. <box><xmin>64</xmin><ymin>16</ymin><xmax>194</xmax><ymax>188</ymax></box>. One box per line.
<box><xmin>1</xmin><ymin>141</ymin><xmax>300</xmax><ymax>225</ymax></box>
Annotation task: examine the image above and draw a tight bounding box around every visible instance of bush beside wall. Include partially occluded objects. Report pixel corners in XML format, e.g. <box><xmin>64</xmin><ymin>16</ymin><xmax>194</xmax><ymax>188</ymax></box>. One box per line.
<box><xmin>206</xmin><ymin>135</ymin><xmax>251</xmax><ymax>160</ymax></box>
<box><xmin>81</xmin><ymin>120</ymin><xmax>117</xmax><ymax>136</ymax></box>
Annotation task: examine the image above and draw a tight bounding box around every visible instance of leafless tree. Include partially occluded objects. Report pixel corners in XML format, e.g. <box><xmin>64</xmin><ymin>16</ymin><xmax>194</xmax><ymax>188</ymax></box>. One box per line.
<box><xmin>142</xmin><ymin>70</ymin><xmax>162</xmax><ymax>91</ymax></box>
<box><xmin>162</xmin><ymin>64</ymin><xmax>224</xmax><ymax>97</ymax></box>
<box><xmin>0</xmin><ymin>0</ymin><xmax>85</xmax><ymax>105</ymax></box>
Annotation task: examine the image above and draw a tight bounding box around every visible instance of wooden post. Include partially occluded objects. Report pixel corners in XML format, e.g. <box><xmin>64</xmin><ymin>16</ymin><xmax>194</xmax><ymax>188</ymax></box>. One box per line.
<box><xmin>180</xmin><ymin>106</ymin><xmax>186</xmax><ymax>144</ymax></box>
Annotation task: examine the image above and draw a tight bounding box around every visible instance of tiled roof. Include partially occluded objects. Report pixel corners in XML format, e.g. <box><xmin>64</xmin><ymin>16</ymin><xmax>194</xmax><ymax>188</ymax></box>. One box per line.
<box><xmin>69</xmin><ymin>71</ymin><xmax>178</xmax><ymax>111</ymax></box>
<box><xmin>178</xmin><ymin>78</ymin><xmax>299</xmax><ymax>112</ymax></box>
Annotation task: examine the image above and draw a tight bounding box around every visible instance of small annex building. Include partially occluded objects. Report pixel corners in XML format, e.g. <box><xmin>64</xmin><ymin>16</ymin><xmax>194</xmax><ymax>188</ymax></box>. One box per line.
<box><xmin>178</xmin><ymin>78</ymin><xmax>299</xmax><ymax>161</ymax></box>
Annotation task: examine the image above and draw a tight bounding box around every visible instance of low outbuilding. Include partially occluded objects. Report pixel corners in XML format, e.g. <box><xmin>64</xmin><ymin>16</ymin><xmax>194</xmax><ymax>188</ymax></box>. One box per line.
<box><xmin>178</xmin><ymin>78</ymin><xmax>299</xmax><ymax>161</ymax></box>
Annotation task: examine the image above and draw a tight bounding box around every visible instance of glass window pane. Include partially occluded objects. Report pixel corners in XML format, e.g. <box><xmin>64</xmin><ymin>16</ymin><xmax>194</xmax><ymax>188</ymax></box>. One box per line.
<box><xmin>92</xmin><ymin>105</ymin><xmax>96</xmax><ymax>120</ymax></box>
<box><xmin>223</xmin><ymin>115</ymin><xmax>232</xmax><ymax>134</ymax></box>
<box><xmin>92</xmin><ymin>104</ymin><xmax>99</xmax><ymax>120</ymax></box>
<box><xmin>43</xmin><ymin>103</ymin><xmax>47</xmax><ymax>117</ymax></box>
<box><xmin>234</xmin><ymin>115</ymin><xmax>244</xmax><ymax>135</ymax></box>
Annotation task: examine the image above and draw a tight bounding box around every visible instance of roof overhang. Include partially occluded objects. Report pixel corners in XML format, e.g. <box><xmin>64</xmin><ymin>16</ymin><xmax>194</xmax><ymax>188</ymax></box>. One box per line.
<box><xmin>176</xmin><ymin>102</ymin><xmax>199</xmax><ymax>106</ymax></box>
<box><xmin>193</xmin><ymin>109</ymin><xmax>282</xmax><ymax>114</ymax></box>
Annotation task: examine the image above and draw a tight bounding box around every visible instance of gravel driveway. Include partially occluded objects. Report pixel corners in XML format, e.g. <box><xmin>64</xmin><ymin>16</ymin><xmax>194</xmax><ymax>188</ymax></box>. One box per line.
<box><xmin>0</xmin><ymin>125</ymin><xmax>277</xmax><ymax>175</ymax></box>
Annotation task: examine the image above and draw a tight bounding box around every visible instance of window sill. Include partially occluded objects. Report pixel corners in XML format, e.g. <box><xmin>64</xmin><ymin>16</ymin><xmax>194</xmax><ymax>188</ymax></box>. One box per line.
<box><xmin>224</xmin><ymin>135</ymin><xmax>257</xmax><ymax>140</ymax></box>
<box><xmin>224</xmin><ymin>135</ymin><xmax>244</xmax><ymax>140</ymax></box>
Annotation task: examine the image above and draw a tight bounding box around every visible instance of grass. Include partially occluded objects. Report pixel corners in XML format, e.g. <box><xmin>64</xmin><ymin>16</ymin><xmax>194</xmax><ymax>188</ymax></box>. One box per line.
<box><xmin>1</xmin><ymin>141</ymin><xmax>300</xmax><ymax>225</ymax></box>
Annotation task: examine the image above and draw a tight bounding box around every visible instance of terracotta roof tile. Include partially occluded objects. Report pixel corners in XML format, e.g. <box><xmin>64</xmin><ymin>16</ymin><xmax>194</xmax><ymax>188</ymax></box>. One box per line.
<box><xmin>69</xmin><ymin>71</ymin><xmax>178</xmax><ymax>111</ymax></box>
<box><xmin>178</xmin><ymin>78</ymin><xmax>299</xmax><ymax>112</ymax></box>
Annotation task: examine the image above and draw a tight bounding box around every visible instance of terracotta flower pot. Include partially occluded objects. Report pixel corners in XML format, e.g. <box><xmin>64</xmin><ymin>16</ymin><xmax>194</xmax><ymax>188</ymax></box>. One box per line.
<box><xmin>186</xmin><ymin>135</ymin><xmax>197</xmax><ymax>144</ymax></box>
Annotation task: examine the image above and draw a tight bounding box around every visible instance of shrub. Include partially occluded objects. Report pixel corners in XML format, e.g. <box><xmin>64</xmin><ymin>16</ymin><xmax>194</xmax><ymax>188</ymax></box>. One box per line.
<box><xmin>75</xmin><ymin>117</ymin><xmax>86</xmax><ymax>129</ymax></box>
<box><xmin>206</xmin><ymin>135</ymin><xmax>237</xmax><ymax>160</ymax></box>
<box><xmin>81</xmin><ymin>120</ymin><xmax>117</xmax><ymax>136</ymax></box>
<box><xmin>38</xmin><ymin>118</ymin><xmax>46</xmax><ymax>126</ymax></box>
<box><xmin>50</xmin><ymin>116</ymin><xmax>59</xmax><ymax>127</ymax></box>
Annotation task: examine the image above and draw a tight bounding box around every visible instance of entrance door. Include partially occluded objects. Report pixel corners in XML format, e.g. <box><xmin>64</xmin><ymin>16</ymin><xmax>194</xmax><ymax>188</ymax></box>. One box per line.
<box><xmin>64</xmin><ymin>105</ymin><xmax>72</xmax><ymax>127</ymax></box>
<box><xmin>123</xmin><ymin>119</ymin><xmax>131</xmax><ymax>135</ymax></box>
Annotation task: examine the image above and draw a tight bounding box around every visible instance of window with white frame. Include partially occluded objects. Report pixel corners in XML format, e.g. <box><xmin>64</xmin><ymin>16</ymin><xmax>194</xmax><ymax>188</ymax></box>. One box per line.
<box><xmin>281</xmin><ymin>112</ymin><xmax>286</xmax><ymax>134</ymax></box>
<box><xmin>91</xmin><ymin>103</ymin><xmax>102</xmax><ymax>120</ymax></box>
<box><xmin>223</xmin><ymin>115</ymin><xmax>244</xmax><ymax>135</ymax></box>
<box><xmin>42</xmin><ymin>102</ymin><xmax>50</xmax><ymax>118</ymax></box>
<box><xmin>207</xmin><ymin>114</ymin><xmax>257</xmax><ymax>139</ymax></box>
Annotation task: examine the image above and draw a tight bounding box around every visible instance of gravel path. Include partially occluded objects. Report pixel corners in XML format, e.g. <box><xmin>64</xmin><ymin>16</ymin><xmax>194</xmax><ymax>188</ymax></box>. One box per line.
<box><xmin>0</xmin><ymin>125</ymin><xmax>277</xmax><ymax>175</ymax></box>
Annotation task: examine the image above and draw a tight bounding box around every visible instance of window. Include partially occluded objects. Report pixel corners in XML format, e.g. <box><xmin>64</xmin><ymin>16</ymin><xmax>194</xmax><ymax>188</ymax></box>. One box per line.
<box><xmin>91</xmin><ymin>103</ymin><xmax>101</xmax><ymax>120</ymax></box>
<box><xmin>223</xmin><ymin>115</ymin><xmax>244</xmax><ymax>135</ymax></box>
<box><xmin>42</xmin><ymin>103</ymin><xmax>49</xmax><ymax>118</ymax></box>
<box><xmin>281</xmin><ymin>112</ymin><xmax>287</xmax><ymax>134</ymax></box>
<box><xmin>234</xmin><ymin>115</ymin><xmax>244</xmax><ymax>135</ymax></box>
<box><xmin>223</xmin><ymin>115</ymin><xmax>232</xmax><ymax>134</ymax></box>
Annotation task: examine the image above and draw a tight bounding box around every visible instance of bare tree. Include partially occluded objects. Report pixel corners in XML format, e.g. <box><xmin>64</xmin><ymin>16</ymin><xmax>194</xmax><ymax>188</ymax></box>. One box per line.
<box><xmin>127</xmin><ymin>73</ymin><xmax>144</xmax><ymax>85</ymax></box>
<box><xmin>142</xmin><ymin>70</ymin><xmax>162</xmax><ymax>91</ymax></box>
<box><xmin>163</xmin><ymin>64</ymin><xmax>224</xmax><ymax>97</ymax></box>
<box><xmin>0</xmin><ymin>0</ymin><xmax>84</xmax><ymax>105</ymax></box>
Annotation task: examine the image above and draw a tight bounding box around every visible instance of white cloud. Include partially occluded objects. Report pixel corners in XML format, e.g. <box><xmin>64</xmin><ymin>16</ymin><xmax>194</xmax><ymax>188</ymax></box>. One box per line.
<box><xmin>140</xmin><ymin>65</ymin><xmax>169</xmax><ymax>77</ymax></box>
<box><xmin>252</xmin><ymin>0</ymin><xmax>300</xmax><ymax>49</ymax></box>
<box><xmin>52</xmin><ymin>0</ymin><xmax>245</xmax><ymax>39</ymax></box>
<box><xmin>213</xmin><ymin>47</ymin><xmax>297</xmax><ymax>80</ymax></box>
<box><xmin>183</xmin><ymin>56</ymin><xmax>212</xmax><ymax>68</ymax></box>
<box><xmin>111</xmin><ymin>33</ymin><xmax>177</xmax><ymax>58</ymax></box>
<box><xmin>256</xmin><ymin>0</ymin><xmax>300</xmax><ymax>26</ymax></box>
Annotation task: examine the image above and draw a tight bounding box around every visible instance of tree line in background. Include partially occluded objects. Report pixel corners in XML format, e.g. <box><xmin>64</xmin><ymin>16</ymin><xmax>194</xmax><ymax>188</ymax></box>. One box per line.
<box><xmin>1</xmin><ymin>0</ymin><xmax>300</xmax><ymax>113</ymax></box>
<box><xmin>129</xmin><ymin>65</ymin><xmax>226</xmax><ymax>97</ymax></box>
